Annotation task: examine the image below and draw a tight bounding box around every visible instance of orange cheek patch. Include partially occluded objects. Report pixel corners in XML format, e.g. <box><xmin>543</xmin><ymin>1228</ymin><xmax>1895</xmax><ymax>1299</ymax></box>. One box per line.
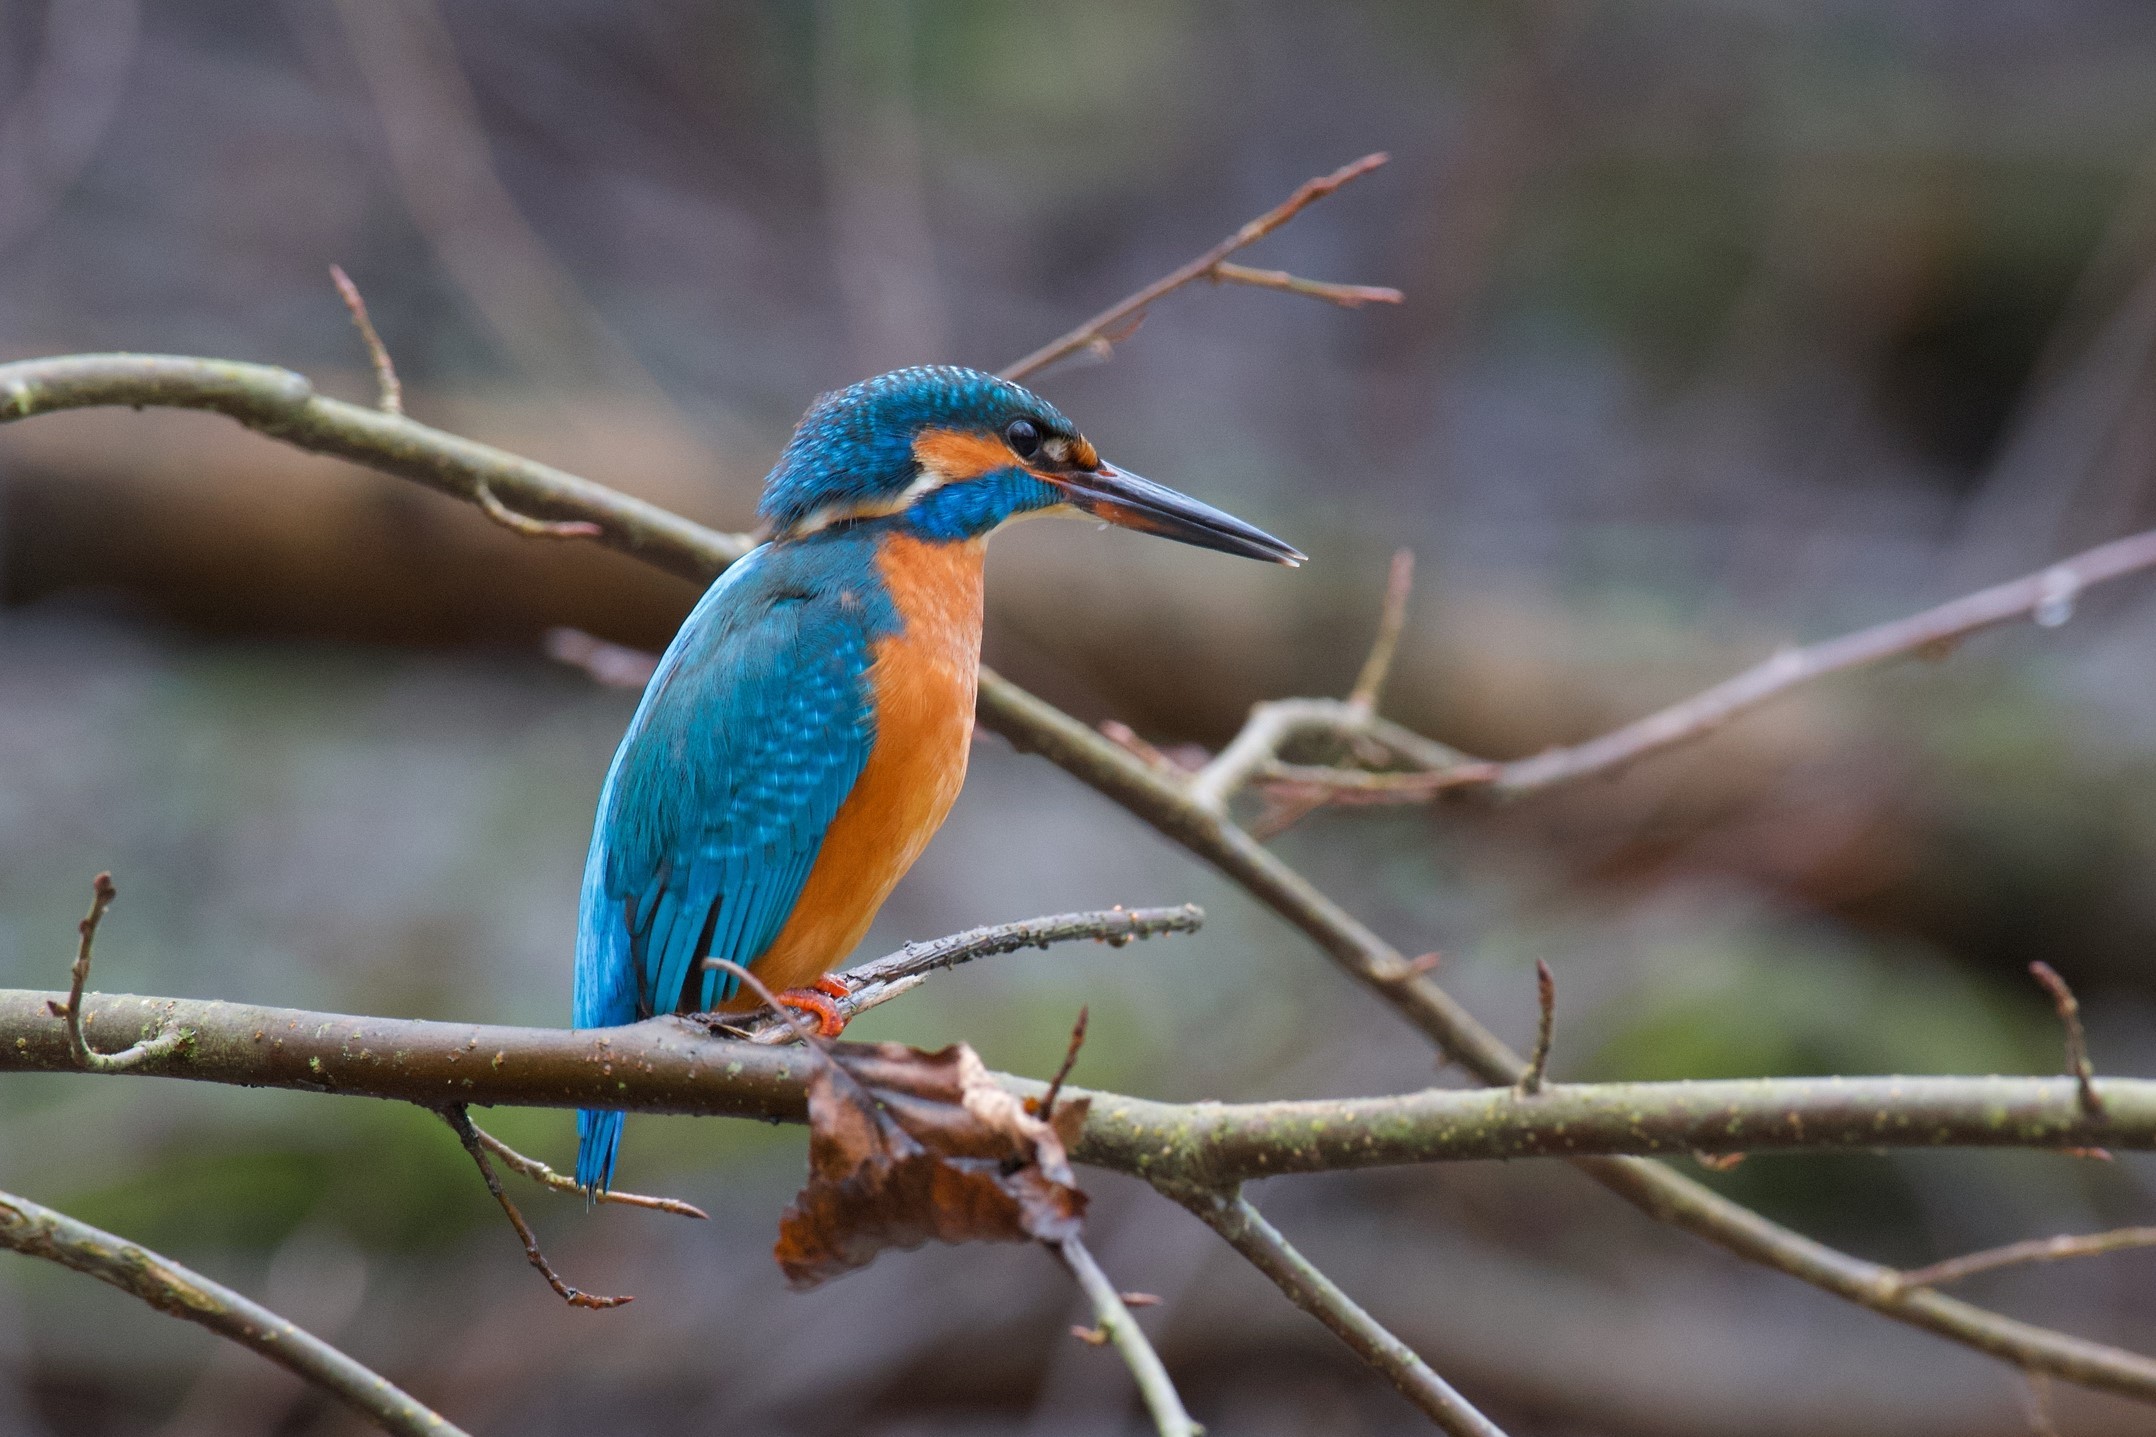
<box><xmin>913</xmin><ymin>427</ymin><xmax>1017</xmax><ymax>482</ymax></box>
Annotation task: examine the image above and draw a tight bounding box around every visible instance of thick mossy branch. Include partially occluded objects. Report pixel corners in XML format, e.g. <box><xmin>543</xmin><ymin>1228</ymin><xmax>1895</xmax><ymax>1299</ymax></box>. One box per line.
<box><xmin>4</xmin><ymin>989</ymin><xmax>2152</xmax><ymax>1176</ymax></box>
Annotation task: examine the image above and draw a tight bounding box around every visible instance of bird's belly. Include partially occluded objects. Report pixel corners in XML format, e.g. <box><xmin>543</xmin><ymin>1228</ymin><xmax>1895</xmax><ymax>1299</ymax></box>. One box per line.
<box><xmin>726</xmin><ymin>535</ymin><xmax>984</xmax><ymax>1003</ymax></box>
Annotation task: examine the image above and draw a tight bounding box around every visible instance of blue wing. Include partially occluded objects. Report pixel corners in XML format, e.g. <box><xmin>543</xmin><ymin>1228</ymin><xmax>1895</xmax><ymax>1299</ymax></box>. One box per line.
<box><xmin>573</xmin><ymin>544</ymin><xmax>879</xmax><ymax>1190</ymax></box>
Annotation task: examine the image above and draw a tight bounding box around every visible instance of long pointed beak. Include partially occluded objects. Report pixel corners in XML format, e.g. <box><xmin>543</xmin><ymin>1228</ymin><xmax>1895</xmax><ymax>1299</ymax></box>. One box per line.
<box><xmin>1054</xmin><ymin>463</ymin><xmax>1306</xmax><ymax>566</ymax></box>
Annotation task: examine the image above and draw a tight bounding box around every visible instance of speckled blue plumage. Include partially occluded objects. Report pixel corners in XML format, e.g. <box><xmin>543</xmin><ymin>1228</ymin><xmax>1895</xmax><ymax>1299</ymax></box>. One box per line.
<box><xmin>572</xmin><ymin>528</ymin><xmax>898</xmax><ymax>1192</ymax></box>
<box><xmin>759</xmin><ymin>366</ymin><xmax>1076</xmax><ymax>535</ymax></box>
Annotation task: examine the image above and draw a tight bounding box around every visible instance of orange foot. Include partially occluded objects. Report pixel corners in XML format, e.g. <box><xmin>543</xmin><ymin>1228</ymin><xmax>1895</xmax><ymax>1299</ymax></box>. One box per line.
<box><xmin>774</xmin><ymin>975</ymin><xmax>852</xmax><ymax>1038</ymax></box>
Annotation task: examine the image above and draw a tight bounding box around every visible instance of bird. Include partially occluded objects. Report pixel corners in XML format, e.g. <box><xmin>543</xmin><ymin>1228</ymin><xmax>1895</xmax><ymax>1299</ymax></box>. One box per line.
<box><xmin>572</xmin><ymin>365</ymin><xmax>1303</xmax><ymax>1192</ymax></box>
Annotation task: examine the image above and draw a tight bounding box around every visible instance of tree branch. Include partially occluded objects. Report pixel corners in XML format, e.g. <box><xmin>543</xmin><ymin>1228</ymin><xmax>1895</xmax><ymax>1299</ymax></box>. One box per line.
<box><xmin>1001</xmin><ymin>152</ymin><xmax>1394</xmax><ymax>382</ymax></box>
<box><xmin>737</xmin><ymin>905</ymin><xmax>1202</xmax><ymax>1042</ymax></box>
<box><xmin>1168</xmin><ymin>1187</ymin><xmax>1507</xmax><ymax>1437</ymax></box>
<box><xmin>5</xmin><ymin>349</ymin><xmax>2150</xmax><ymax>1401</ymax></box>
<box><xmin>44</xmin><ymin>871</ymin><xmax>187</xmax><ymax>1073</ymax></box>
<box><xmin>1051</xmin><ymin>1234</ymin><xmax>1198</xmax><ymax>1437</ymax></box>
<box><xmin>0</xmin><ymin>1186</ymin><xmax>464</xmax><ymax>1437</ymax></box>
<box><xmin>13</xmin><ymin>987</ymin><xmax>2156</xmax><ymax>1181</ymax></box>
<box><xmin>1895</xmin><ymin>1227</ymin><xmax>2156</xmax><ymax>1293</ymax></box>
<box><xmin>467</xmin><ymin>1121</ymin><xmax>707</xmax><ymax>1219</ymax></box>
<box><xmin>437</xmin><ymin>1105</ymin><xmax>631</xmax><ymax>1309</ymax></box>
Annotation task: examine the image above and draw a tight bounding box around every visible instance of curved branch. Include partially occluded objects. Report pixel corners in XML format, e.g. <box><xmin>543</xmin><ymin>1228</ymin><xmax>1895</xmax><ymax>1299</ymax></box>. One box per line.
<box><xmin>0</xmin><ymin>1187</ymin><xmax>464</xmax><ymax>1437</ymax></box>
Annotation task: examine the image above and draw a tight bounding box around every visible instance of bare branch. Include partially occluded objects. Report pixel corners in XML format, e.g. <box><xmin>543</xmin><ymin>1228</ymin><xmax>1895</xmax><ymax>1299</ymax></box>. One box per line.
<box><xmin>1001</xmin><ymin>153</ymin><xmax>1393</xmax><ymax>382</ymax></box>
<box><xmin>1483</xmin><ymin>527</ymin><xmax>2156</xmax><ymax>796</ymax></box>
<box><xmin>2030</xmin><ymin>962</ymin><xmax>2105</xmax><ymax>1116</ymax></box>
<box><xmin>44</xmin><ymin>872</ymin><xmax>186</xmax><ymax>1073</ymax></box>
<box><xmin>469</xmin><ymin>1122</ymin><xmax>707</xmax><ymax>1220</ymax></box>
<box><xmin>1050</xmin><ymin>1235</ymin><xmax>1198</xmax><ymax>1437</ymax></box>
<box><xmin>1170</xmin><ymin>1187</ymin><xmax>1507</xmax><ymax>1436</ymax></box>
<box><xmin>329</xmin><ymin>263</ymin><xmax>403</xmax><ymax>415</ymax></box>
<box><xmin>738</xmin><ymin>906</ymin><xmax>1202</xmax><ymax>1043</ymax></box>
<box><xmin>1515</xmin><ymin>961</ymin><xmax>1555</xmax><ymax>1097</ymax></box>
<box><xmin>0</xmin><ymin>1186</ymin><xmax>465</xmax><ymax>1436</ymax></box>
<box><xmin>1208</xmin><ymin>261</ymin><xmax>1404</xmax><ymax>310</ymax></box>
<box><xmin>1896</xmin><ymin>1227</ymin><xmax>2156</xmax><ymax>1293</ymax></box>
<box><xmin>1040</xmin><ymin>1007</ymin><xmax>1089</xmax><ymax>1121</ymax></box>
<box><xmin>1348</xmin><ymin>548</ymin><xmax>1416</xmax><ymax>713</ymax></box>
<box><xmin>437</xmin><ymin>1105</ymin><xmax>631</xmax><ymax>1310</ymax></box>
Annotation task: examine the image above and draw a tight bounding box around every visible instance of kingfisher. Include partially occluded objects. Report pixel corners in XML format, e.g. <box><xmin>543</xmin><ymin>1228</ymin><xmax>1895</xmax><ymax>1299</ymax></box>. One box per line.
<box><xmin>572</xmin><ymin>365</ymin><xmax>1302</xmax><ymax>1191</ymax></box>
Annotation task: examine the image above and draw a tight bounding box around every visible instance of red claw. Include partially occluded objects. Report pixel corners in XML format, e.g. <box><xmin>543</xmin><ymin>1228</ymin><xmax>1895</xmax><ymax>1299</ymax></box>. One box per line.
<box><xmin>775</xmin><ymin>978</ymin><xmax>851</xmax><ymax>1038</ymax></box>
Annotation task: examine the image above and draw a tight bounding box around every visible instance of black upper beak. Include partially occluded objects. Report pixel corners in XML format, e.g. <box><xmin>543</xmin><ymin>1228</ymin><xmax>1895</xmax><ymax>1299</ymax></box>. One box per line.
<box><xmin>1055</xmin><ymin>463</ymin><xmax>1306</xmax><ymax>566</ymax></box>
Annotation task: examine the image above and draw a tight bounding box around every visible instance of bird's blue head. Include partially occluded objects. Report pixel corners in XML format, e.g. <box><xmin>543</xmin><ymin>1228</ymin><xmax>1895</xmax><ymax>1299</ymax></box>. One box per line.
<box><xmin>757</xmin><ymin>365</ymin><xmax>1303</xmax><ymax>564</ymax></box>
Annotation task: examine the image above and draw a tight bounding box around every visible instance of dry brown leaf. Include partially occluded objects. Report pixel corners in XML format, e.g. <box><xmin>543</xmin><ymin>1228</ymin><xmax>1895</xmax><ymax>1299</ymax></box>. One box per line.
<box><xmin>775</xmin><ymin>1040</ymin><xmax>1089</xmax><ymax>1288</ymax></box>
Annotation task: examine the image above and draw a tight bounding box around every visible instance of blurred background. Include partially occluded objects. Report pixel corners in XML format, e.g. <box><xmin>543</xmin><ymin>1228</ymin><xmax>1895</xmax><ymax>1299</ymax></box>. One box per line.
<box><xmin>5</xmin><ymin>2</ymin><xmax>2156</xmax><ymax>1433</ymax></box>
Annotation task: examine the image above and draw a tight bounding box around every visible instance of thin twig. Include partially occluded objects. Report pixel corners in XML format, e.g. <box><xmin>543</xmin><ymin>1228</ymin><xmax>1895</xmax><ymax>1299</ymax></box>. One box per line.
<box><xmin>741</xmin><ymin>906</ymin><xmax>1201</xmax><ymax>1043</ymax></box>
<box><xmin>474</xmin><ymin>482</ymin><xmax>604</xmax><ymax>541</ymax></box>
<box><xmin>1895</xmin><ymin>1226</ymin><xmax>2156</xmax><ymax>1293</ymax></box>
<box><xmin>1347</xmin><ymin>549</ymin><xmax>1416</xmax><ymax>714</ymax></box>
<box><xmin>2031</xmin><ymin>961</ymin><xmax>2105</xmax><ymax>1116</ymax></box>
<box><xmin>0</xmin><ymin>1187</ymin><xmax>465</xmax><ymax>1436</ymax></box>
<box><xmin>1515</xmin><ymin>961</ymin><xmax>1555</xmax><ymax>1097</ymax></box>
<box><xmin>437</xmin><ymin>1105</ymin><xmax>631</xmax><ymax>1310</ymax></box>
<box><xmin>1040</xmin><ymin>1007</ymin><xmax>1089</xmax><ymax>1122</ymax></box>
<box><xmin>45</xmin><ymin>872</ymin><xmax>185</xmax><ymax>1073</ymax></box>
<box><xmin>328</xmin><ymin>264</ymin><xmax>403</xmax><ymax>415</ymax></box>
<box><xmin>1050</xmin><ymin>1234</ymin><xmax>1198</xmax><ymax>1437</ymax></box>
<box><xmin>1001</xmin><ymin>152</ymin><xmax>1392</xmax><ymax>382</ymax></box>
<box><xmin>704</xmin><ymin>957</ymin><xmax>826</xmax><ymax>1047</ymax></box>
<box><xmin>1483</xmin><ymin>529</ymin><xmax>2156</xmax><ymax>795</ymax></box>
<box><xmin>469</xmin><ymin>1122</ymin><xmax>707</xmax><ymax>1219</ymax></box>
<box><xmin>1208</xmin><ymin>261</ymin><xmax>1404</xmax><ymax>310</ymax></box>
<box><xmin>1170</xmin><ymin>1187</ymin><xmax>1508</xmax><ymax>1437</ymax></box>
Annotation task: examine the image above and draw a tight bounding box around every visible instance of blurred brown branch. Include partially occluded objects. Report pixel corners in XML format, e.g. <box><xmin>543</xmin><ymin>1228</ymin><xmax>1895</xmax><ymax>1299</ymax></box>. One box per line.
<box><xmin>1895</xmin><ymin>1226</ymin><xmax>2156</xmax><ymax>1293</ymax></box>
<box><xmin>1051</xmin><ymin>1234</ymin><xmax>1198</xmax><ymax>1437</ymax></box>
<box><xmin>1196</xmin><ymin>524</ymin><xmax>2156</xmax><ymax>823</ymax></box>
<box><xmin>0</xmin><ymin>1186</ymin><xmax>464</xmax><ymax>1437</ymax></box>
<box><xmin>1001</xmin><ymin>152</ymin><xmax>1396</xmax><ymax>382</ymax></box>
<box><xmin>6</xmin><ymin>348</ymin><xmax>2154</xmax><ymax>1411</ymax></box>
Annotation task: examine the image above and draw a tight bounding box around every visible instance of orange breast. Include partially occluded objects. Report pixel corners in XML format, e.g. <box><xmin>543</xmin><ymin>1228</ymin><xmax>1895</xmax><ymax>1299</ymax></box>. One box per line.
<box><xmin>726</xmin><ymin>533</ymin><xmax>986</xmax><ymax>1004</ymax></box>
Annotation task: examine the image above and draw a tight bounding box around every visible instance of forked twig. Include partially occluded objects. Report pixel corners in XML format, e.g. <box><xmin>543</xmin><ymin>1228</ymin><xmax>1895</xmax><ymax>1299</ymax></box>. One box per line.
<box><xmin>468</xmin><ymin>1122</ymin><xmax>707</xmax><ymax>1220</ymax></box>
<box><xmin>438</xmin><ymin>1105</ymin><xmax>631</xmax><ymax>1310</ymax></box>
<box><xmin>1002</xmin><ymin>152</ymin><xmax>1394</xmax><ymax>382</ymax></box>
<box><xmin>45</xmin><ymin>872</ymin><xmax>185</xmax><ymax>1073</ymax></box>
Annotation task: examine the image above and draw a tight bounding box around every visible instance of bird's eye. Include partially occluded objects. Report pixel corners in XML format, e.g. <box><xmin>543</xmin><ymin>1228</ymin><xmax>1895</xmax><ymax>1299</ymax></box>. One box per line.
<box><xmin>1004</xmin><ymin>418</ymin><xmax>1041</xmax><ymax>459</ymax></box>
